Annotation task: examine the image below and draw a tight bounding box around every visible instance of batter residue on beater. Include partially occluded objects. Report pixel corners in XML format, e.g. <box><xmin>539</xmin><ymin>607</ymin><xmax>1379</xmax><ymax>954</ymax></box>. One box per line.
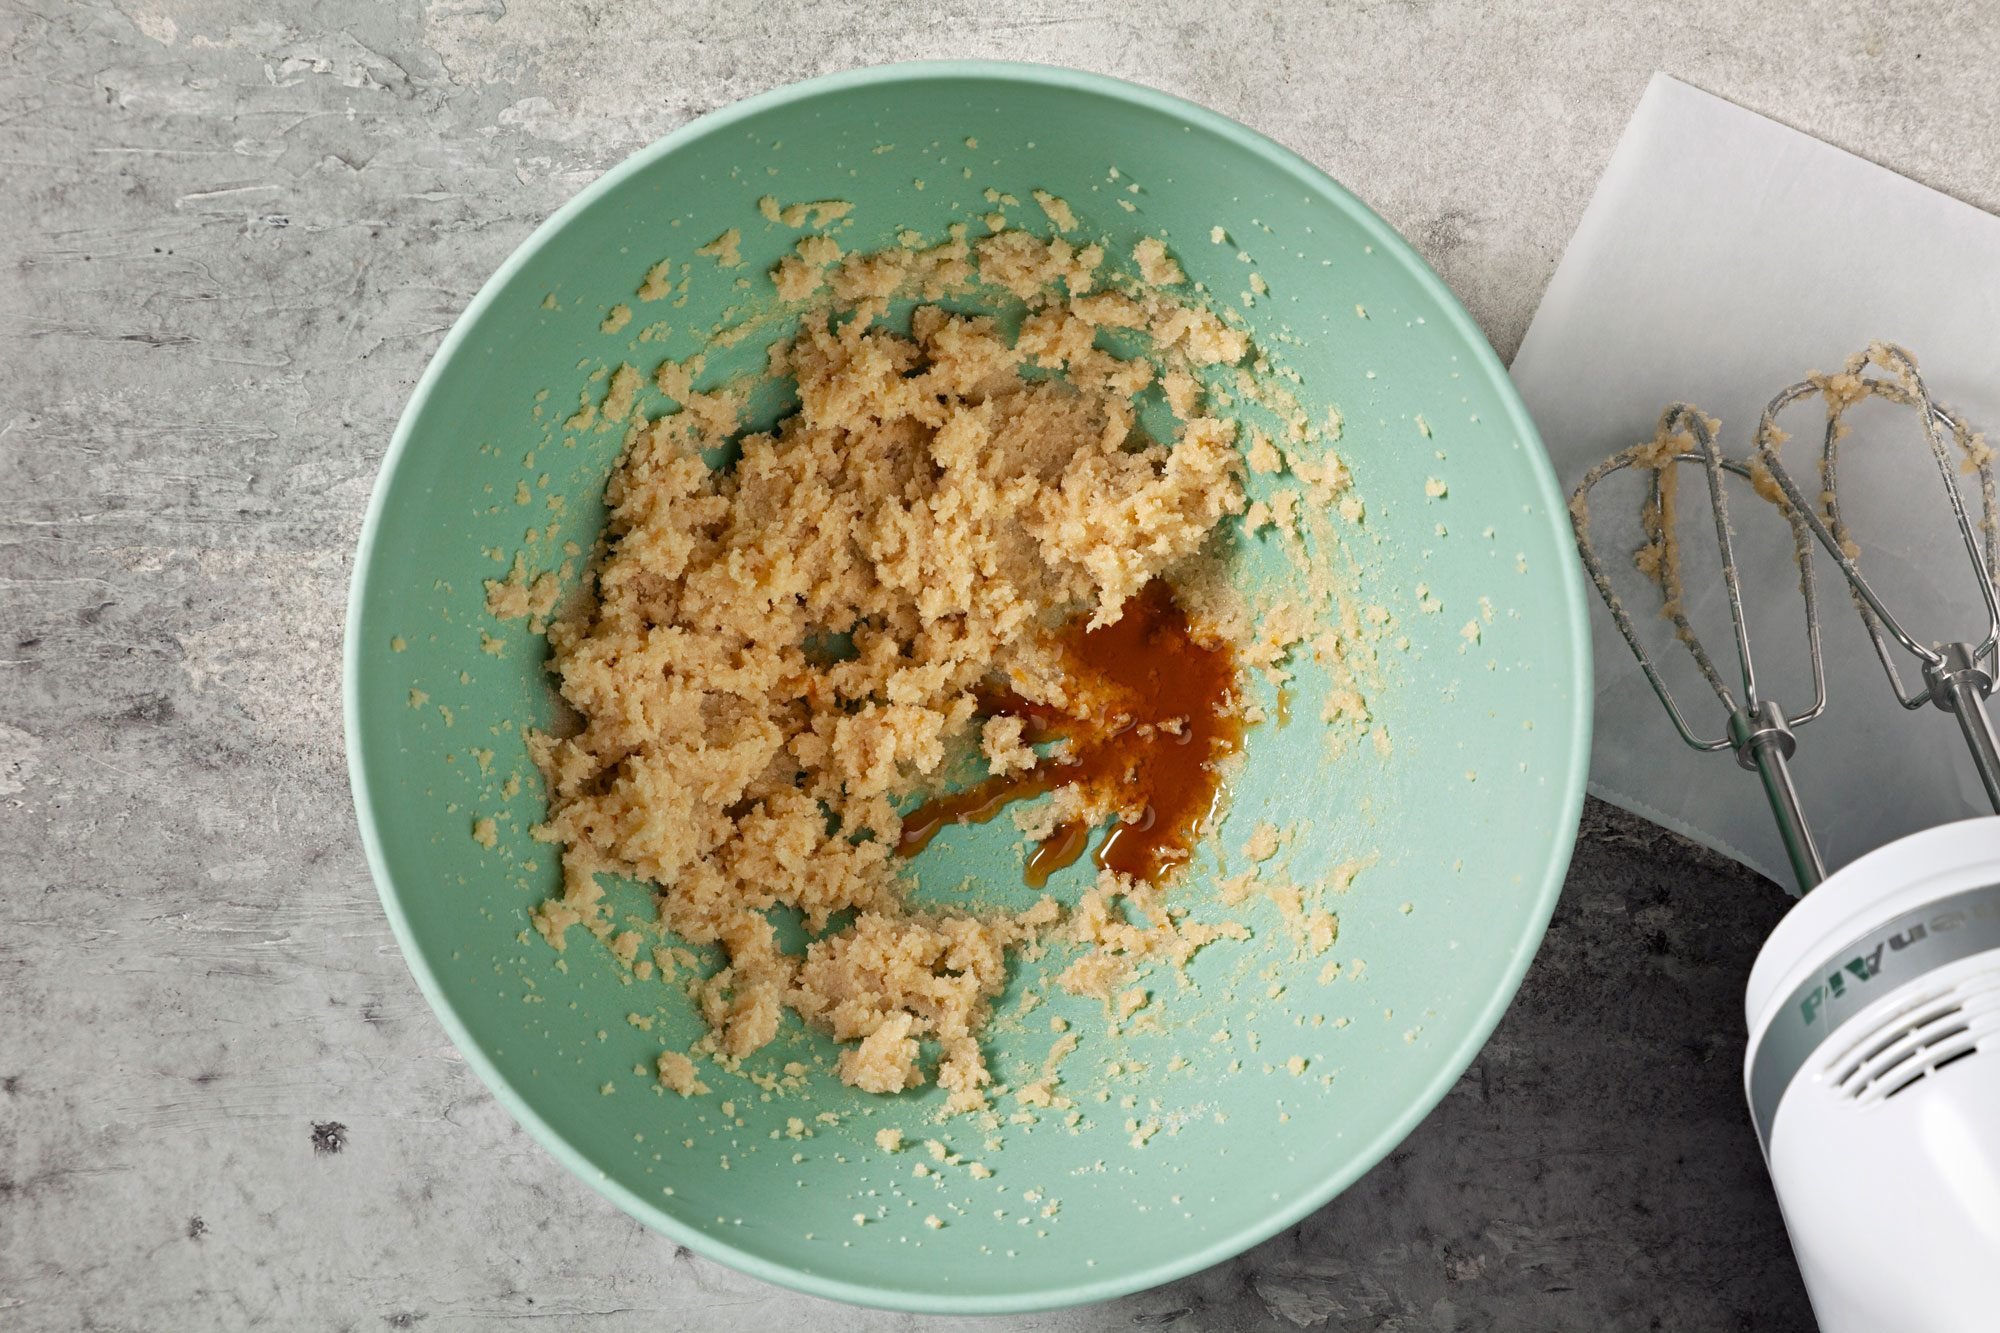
<box><xmin>898</xmin><ymin>579</ymin><xmax>1245</xmax><ymax>886</ymax></box>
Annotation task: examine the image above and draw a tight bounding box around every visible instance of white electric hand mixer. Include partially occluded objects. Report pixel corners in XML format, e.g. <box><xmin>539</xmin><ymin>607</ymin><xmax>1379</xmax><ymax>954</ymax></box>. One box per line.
<box><xmin>1570</xmin><ymin>345</ymin><xmax>2000</xmax><ymax>1332</ymax></box>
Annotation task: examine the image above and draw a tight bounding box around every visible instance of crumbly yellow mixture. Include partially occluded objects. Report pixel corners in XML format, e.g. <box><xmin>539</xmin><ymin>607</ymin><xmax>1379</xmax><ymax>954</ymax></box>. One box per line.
<box><xmin>498</xmin><ymin>224</ymin><xmax>1268</xmax><ymax>1111</ymax></box>
<box><xmin>757</xmin><ymin>195</ymin><xmax>854</xmax><ymax>229</ymax></box>
<box><xmin>1032</xmin><ymin>189</ymin><xmax>1077</xmax><ymax>232</ymax></box>
<box><xmin>695</xmin><ymin>228</ymin><xmax>743</xmax><ymax>268</ymax></box>
<box><xmin>1132</xmin><ymin>237</ymin><xmax>1185</xmax><ymax>288</ymax></box>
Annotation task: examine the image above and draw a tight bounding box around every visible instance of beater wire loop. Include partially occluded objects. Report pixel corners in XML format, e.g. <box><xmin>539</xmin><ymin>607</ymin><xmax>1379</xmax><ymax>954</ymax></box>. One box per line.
<box><xmin>1749</xmin><ymin>341</ymin><xmax>2000</xmax><ymax>710</ymax></box>
<box><xmin>1569</xmin><ymin>405</ymin><xmax>1826</xmax><ymax>754</ymax></box>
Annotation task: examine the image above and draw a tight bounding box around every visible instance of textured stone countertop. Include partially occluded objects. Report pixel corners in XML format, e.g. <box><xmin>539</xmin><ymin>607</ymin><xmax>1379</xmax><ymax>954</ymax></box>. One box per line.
<box><xmin>7</xmin><ymin>2</ymin><xmax>1997</xmax><ymax>1328</ymax></box>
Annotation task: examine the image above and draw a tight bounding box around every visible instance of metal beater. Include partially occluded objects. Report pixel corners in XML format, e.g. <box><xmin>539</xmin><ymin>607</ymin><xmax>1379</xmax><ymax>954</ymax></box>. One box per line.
<box><xmin>1749</xmin><ymin>342</ymin><xmax>2000</xmax><ymax>812</ymax></box>
<box><xmin>1568</xmin><ymin>403</ymin><xmax>1830</xmax><ymax>892</ymax></box>
<box><xmin>1568</xmin><ymin>343</ymin><xmax>2000</xmax><ymax>1333</ymax></box>
<box><xmin>1568</xmin><ymin>342</ymin><xmax>2000</xmax><ymax>895</ymax></box>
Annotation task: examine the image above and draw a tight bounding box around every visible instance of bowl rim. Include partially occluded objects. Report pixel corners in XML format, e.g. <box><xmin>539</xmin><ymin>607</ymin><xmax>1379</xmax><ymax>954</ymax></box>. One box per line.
<box><xmin>343</xmin><ymin>57</ymin><xmax>1592</xmax><ymax>1315</ymax></box>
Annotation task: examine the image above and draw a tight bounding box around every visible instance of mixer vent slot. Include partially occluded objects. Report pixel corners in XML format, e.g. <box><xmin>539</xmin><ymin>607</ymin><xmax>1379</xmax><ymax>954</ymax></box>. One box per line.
<box><xmin>1822</xmin><ymin>960</ymin><xmax>2000</xmax><ymax>1105</ymax></box>
<box><xmin>1875</xmin><ymin>1018</ymin><xmax>1973</xmax><ymax>1101</ymax></box>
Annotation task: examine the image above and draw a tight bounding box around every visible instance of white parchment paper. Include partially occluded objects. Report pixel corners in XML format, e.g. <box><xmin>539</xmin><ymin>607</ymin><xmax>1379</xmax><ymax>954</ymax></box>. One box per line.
<box><xmin>1511</xmin><ymin>72</ymin><xmax>2000</xmax><ymax>887</ymax></box>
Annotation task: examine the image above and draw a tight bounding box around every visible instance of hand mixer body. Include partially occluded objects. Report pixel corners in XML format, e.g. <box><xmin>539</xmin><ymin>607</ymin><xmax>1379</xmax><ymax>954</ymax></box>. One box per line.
<box><xmin>1744</xmin><ymin>816</ymin><xmax>2000</xmax><ymax>1332</ymax></box>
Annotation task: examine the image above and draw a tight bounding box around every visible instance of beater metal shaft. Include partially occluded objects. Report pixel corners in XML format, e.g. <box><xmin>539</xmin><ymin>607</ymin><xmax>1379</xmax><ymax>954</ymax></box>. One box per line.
<box><xmin>1930</xmin><ymin>646</ymin><xmax>2000</xmax><ymax>809</ymax></box>
<box><xmin>1728</xmin><ymin>701</ymin><xmax>1824</xmax><ymax>893</ymax></box>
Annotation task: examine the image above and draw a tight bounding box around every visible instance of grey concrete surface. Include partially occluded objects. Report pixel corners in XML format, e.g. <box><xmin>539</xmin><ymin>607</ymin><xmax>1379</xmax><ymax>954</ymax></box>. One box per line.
<box><xmin>7</xmin><ymin>1</ymin><xmax>1996</xmax><ymax>1328</ymax></box>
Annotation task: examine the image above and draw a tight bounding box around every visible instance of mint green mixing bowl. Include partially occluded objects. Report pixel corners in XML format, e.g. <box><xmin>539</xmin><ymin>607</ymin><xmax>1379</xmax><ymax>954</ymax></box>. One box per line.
<box><xmin>344</xmin><ymin>62</ymin><xmax>1589</xmax><ymax>1312</ymax></box>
